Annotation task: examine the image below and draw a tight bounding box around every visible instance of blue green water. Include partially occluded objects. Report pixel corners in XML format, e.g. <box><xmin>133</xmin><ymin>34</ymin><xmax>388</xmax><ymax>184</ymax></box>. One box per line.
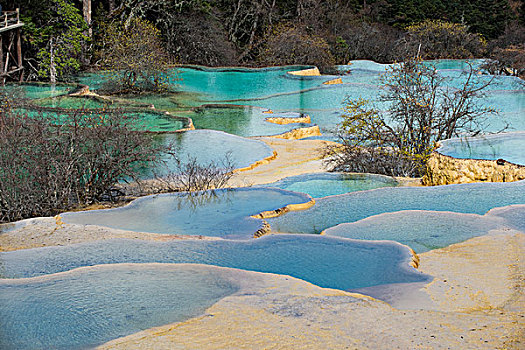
<box><xmin>31</xmin><ymin>95</ymin><xmax>111</xmax><ymax>109</ymax></box>
<box><xmin>486</xmin><ymin>205</ymin><xmax>525</xmax><ymax>232</ymax></box>
<box><xmin>15</xmin><ymin>107</ymin><xmax>188</xmax><ymax>133</ymax></box>
<box><xmin>175</xmin><ymin>66</ymin><xmax>331</xmax><ymax>101</ymax></box>
<box><xmin>267</xmin><ymin>180</ymin><xmax>525</xmax><ymax>234</ymax></box>
<box><xmin>0</xmin><ymin>234</ymin><xmax>428</xmax><ymax>348</ymax></box>
<box><xmin>149</xmin><ymin>130</ymin><xmax>274</xmax><ymax>176</ymax></box>
<box><xmin>2</xmin><ymin>61</ymin><xmax>524</xmax><ymax>349</ymax></box>
<box><xmin>61</xmin><ymin>188</ymin><xmax>312</xmax><ymax>239</ymax></box>
<box><xmin>0</xmin><ymin>235</ymin><xmax>427</xmax><ymax>287</ymax></box>
<box><xmin>185</xmin><ymin>105</ymin><xmax>314</xmax><ymax>137</ymax></box>
<box><xmin>323</xmin><ymin>210</ymin><xmax>509</xmax><ymax>253</ymax></box>
<box><xmin>2</xmin><ymin>83</ymin><xmax>77</xmax><ymax>100</ymax></box>
<box><xmin>32</xmin><ymin>60</ymin><xmax>525</xmax><ymax>143</ymax></box>
<box><xmin>438</xmin><ymin>131</ymin><xmax>525</xmax><ymax>165</ymax></box>
<box><xmin>76</xmin><ymin>66</ymin><xmax>329</xmax><ymax>101</ymax></box>
<box><xmin>263</xmin><ymin>173</ymin><xmax>398</xmax><ymax>198</ymax></box>
<box><xmin>0</xmin><ymin>264</ymin><xmax>239</xmax><ymax>350</ymax></box>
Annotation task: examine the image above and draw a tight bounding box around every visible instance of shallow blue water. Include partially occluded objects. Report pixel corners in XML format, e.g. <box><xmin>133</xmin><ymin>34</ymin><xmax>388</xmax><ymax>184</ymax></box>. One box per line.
<box><xmin>438</xmin><ymin>132</ymin><xmax>525</xmax><ymax>165</ymax></box>
<box><xmin>0</xmin><ymin>264</ymin><xmax>239</xmax><ymax>350</ymax></box>
<box><xmin>61</xmin><ymin>188</ymin><xmax>312</xmax><ymax>239</ymax></box>
<box><xmin>0</xmin><ymin>235</ymin><xmax>427</xmax><ymax>288</ymax></box>
<box><xmin>148</xmin><ymin>129</ymin><xmax>274</xmax><ymax>176</ymax></box>
<box><xmin>487</xmin><ymin>205</ymin><xmax>525</xmax><ymax>232</ymax></box>
<box><xmin>16</xmin><ymin>107</ymin><xmax>188</xmax><ymax>132</ymax></box>
<box><xmin>323</xmin><ymin>210</ymin><xmax>508</xmax><ymax>253</ymax></box>
<box><xmin>267</xmin><ymin>180</ymin><xmax>525</xmax><ymax>234</ymax></box>
<box><xmin>263</xmin><ymin>172</ymin><xmax>398</xmax><ymax>198</ymax></box>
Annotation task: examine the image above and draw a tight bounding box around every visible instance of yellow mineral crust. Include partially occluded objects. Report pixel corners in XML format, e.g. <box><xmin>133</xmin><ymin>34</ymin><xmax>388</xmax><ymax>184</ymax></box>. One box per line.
<box><xmin>268</xmin><ymin>125</ymin><xmax>322</xmax><ymax>140</ymax></box>
<box><xmin>323</xmin><ymin>77</ymin><xmax>343</xmax><ymax>85</ymax></box>
<box><xmin>251</xmin><ymin>197</ymin><xmax>315</xmax><ymax>220</ymax></box>
<box><xmin>423</xmin><ymin>151</ymin><xmax>525</xmax><ymax>185</ymax></box>
<box><xmin>287</xmin><ymin>67</ymin><xmax>321</xmax><ymax>76</ymax></box>
<box><xmin>264</xmin><ymin>115</ymin><xmax>311</xmax><ymax>125</ymax></box>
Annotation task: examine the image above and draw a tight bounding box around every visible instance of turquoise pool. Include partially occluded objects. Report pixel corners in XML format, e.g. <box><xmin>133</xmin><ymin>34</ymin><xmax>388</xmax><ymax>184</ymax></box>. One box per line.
<box><xmin>264</xmin><ymin>172</ymin><xmax>398</xmax><ymax>198</ymax></box>
<box><xmin>61</xmin><ymin>188</ymin><xmax>312</xmax><ymax>239</ymax></box>
<box><xmin>2</xmin><ymin>83</ymin><xmax>77</xmax><ymax>100</ymax></box>
<box><xmin>437</xmin><ymin>131</ymin><xmax>525</xmax><ymax>165</ymax></box>
<box><xmin>267</xmin><ymin>180</ymin><xmax>525</xmax><ymax>234</ymax></box>
<box><xmin>14</xmin><ymin>61</ymin><xmax>525</xmax><ymax>140</ymax></box>
<box><xmin>186</xmin><ymin>105</ymin><xmax>314</xmax><ymax>137</ymax></box>
<box><xmin>323</xmin><ymin>210</ymin><xmax>510</xmax><ymax>253</ymax></box>
<box><xmin>0</xmin><ymin>231</ymin><xmax>428</xmax><ymax>348</ymax></box>
<box><xmin>2</xmin><ymin>60</ymin><xmax>524</xmax><ymax>350</ymax></box>
<box><xmin>15</xmin><ymin>107</ymin><xmax>188</xmax><ymax>133</ymax></box>
<box><xmin>0</xmin><ymin>264</ymin><xmax>239</xmax><ymax>350</ymax></box>
<box><xmin>0</xmin><ymin>235</ymin><xmax>427</xmax><ymax>287</ymax></box>
<box><xmin>31</xmin><ymin>95</ymin><xmax>111</xmax><ymax>109</ymax></box>
<box><xmin>75</xmin><ymin>66</ymin><xmax>331</xmax><ymax>101</ymax></box>
<box><xmin>148</xmin><ymin>129</ymin><xmax>274</xmax><ymax>176</ymax></box>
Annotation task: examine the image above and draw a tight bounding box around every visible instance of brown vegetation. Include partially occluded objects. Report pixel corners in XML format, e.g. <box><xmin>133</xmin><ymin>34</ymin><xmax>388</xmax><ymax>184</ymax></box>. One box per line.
<box><xmin>260</xmin><ymin>23</ymin><xmax>335</xmax><ymax>69</ymax></box>
<box><xmin>0</xmin><ymin>93</ymin><xmax>162</xmax><ymax>223</ymax></box>
<box><xmin>97</xmin><ymin>17</ymin><xmax>172</xmax><ymax>93</ymax></box>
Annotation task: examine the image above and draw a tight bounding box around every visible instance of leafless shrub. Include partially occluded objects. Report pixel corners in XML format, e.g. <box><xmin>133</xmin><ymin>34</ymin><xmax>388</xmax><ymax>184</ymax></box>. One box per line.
<box><xmin>0</xmin><ymin>92</ymin><xmax>162</xmax><ymax>223</ymax></box>
<box><xmin>157</xmin><ymin>153</ymin><xmax>235</xmax><ymax>192</ymax></box>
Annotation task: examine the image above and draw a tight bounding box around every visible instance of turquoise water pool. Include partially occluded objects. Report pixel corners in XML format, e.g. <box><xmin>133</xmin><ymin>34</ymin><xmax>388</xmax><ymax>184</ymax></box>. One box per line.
<box><xmin>267</xmin><ymin>180</ymin><xmax>525</xmax><ymax>234</ymax></box>
<box><xmin>264</xmin><ymin>172</ymin><xmax>398</xmax><ymax>198</ymax></box>
<box><xmin>70</xmin><ymin>60</ymin><xmax>525</xmax><ymax>141</ymax></box>
<box><xmin>148</xmin><ymin>129</ymin><xmax>274</xmax><ymax>176</ymax></box>
<box><xmin>0</xmin><ymin>235</ymin><xmax>427</xmax><ymax>287</ymax></box>
<box><xmin>438</xmin><ymin>131</ymin><xmax>525</xmax><ymax>165</ymax></box>
<box><xmin>31</xmin><ymin>95</ymin><xmax>111</xmax><ymax>109</ymax></box>
<box><xmin>76</xmin><ymin>66</ymin><xmax>330</xmax><ymax>101</ymax></box>
<box><xmin>0</xmin><ymin>264</ymin><xmax>239</xmax><ymax>350</ymax></box>
<box><xmin>2</xmin><ymin>83</ymin><xmax>77</xmax><ymax>100</ymax></box>
<box><xmin>486</xmin><ymin>205</ymin><xmax>525</xmax><ymax>232</ymax></box>
<box><xmin>2</xmin><ymin>61</ymin><xmax>524</xmax><ymax>350</ymax></box>
<box><xmin>0</xmin><ymin>232</ymin><xmax>428</xmax><ymax>348</ymax></box>
<box><xmin>61</xmin><ymin>188</ymin><xmax>312</xmax><ymax>239</ymax></box>
<box><xmin>15</xmin><ymin>107</ymin><xmax>188</xmax><ymax>133</ymax></box>
<box><xmin>186</xmin><ymin>105</ymin><xmax>314</xmax><ymax>137</ymax></box>
<box><xmin>323</xmin><ymin>210</ymin><xmax>509</xmax><ymax>253</ymax></box>
<box><xmin>13</xmin><ymin>61</ymin><xmax>525</xmax><ymax>140</ymax></box>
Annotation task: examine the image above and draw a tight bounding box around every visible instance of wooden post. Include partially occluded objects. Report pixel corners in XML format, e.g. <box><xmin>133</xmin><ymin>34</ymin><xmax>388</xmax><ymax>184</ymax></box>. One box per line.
<box><xmin>17</xmin><ymin>28</ymin><xmax>23</xmax><ymax>81</ymax></box>
<box><xmin>0</xmin><ymin>35</ymin><xmax>3</xmax><ymax>85</ymax></box>
<box><xmin>0</xmin><ymin>35</ymin><xmax>3</xmax><ymax>72</ymax></box>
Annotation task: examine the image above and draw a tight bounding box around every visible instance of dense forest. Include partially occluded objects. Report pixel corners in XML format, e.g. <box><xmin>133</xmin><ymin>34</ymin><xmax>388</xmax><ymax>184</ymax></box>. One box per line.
<box><xmin>6</xmin><ymin>0</ymin><xmax>525</xmax><ymax>81</ymax></box>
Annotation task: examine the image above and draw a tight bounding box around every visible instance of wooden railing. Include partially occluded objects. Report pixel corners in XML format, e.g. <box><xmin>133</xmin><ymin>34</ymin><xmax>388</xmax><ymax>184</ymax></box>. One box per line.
<box><xmin>1</xmin><ymin>9</ymin><xmax>21</xmax><ymax>29</ymax></box>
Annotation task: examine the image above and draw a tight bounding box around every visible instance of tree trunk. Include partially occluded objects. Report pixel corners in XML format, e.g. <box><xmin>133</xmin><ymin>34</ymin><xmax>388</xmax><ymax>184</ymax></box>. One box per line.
<box><xmin>49</xmin><ymin>37</ymin><xmax>57</xmax><ymax>83</ymax></box>
<box><xmin>81</xmin><ymin>0</ymin><xmax>92</xmax><ymax>67</ymax></box>
<box><xmin>82</xmin><ymin>0</ymin><xmax>92</xmax><ymax>38</ymax></box>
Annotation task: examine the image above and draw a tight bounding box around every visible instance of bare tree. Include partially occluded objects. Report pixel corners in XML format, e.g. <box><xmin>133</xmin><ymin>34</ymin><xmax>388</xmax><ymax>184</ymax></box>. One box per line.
<box><xmin>324</xmin><ymin>59</ymin><xmax>501</xmax><ymax>177</ymax></box>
